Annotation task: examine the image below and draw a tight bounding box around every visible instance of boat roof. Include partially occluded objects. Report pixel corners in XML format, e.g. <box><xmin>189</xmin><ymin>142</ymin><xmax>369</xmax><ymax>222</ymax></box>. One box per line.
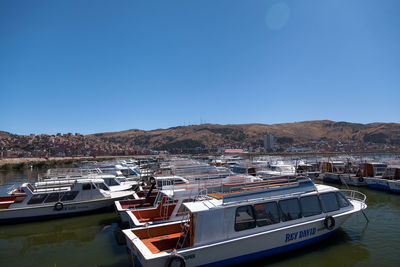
<box><xmin>183</xmin><ymin>179</ymin><xmax>336</xmax><ymax>212</ymax></box>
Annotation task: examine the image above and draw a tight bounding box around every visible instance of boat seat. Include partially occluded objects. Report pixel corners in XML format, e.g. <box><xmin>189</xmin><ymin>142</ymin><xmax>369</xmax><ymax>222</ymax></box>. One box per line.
<box><xmin>142</xmin><ymin>232</ymin><xmax>184</xmax><ymax>253</ymax></box>
<box><xmin>139</xmin><ymin>216</ymin><xmax>168</xmax><ymax>223</ymax></box>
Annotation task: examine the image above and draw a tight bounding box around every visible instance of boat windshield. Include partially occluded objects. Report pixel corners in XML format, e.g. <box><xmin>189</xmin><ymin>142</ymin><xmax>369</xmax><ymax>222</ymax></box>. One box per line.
<box><xmin>95</xmin><ymin>182</ymin><xmax>110</xmax><ymax>191</ymax></box>
<box><xmin>27</xmin><ymin>184</ymin><xmax>35</xmax><ymax>192</ymax></box>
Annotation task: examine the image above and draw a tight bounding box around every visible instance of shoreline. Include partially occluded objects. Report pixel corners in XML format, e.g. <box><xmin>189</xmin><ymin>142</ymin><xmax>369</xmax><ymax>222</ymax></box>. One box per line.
<box><xmin>1</xmin><ymin>151</ymin><xmax>399</xmax><ymax>171</ymax></box>
<box><xmin>0</xmin><ymin>156</ymin><xmax>139</xmax><ymax>171</ymax></box>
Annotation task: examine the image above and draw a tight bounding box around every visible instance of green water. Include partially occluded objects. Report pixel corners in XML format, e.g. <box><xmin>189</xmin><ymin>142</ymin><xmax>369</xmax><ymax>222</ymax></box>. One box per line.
<box><xmin>1</xmin><ymin>170</ymin><xmax>400</xmax><ymax>267</ymax></box>
<box><xmin>255</xmin><ymin>187</ymin><xmax>400</xmax><ymax>267</ymax></box>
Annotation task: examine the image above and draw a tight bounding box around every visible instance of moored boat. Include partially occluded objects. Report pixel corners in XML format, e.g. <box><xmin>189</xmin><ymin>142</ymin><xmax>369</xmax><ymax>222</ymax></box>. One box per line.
<box><xmin>342</xmin><ymin>162</ymin><xmax>387</xmax><ymax>187</ymax></box>
<box><xmin>0</xmin><ymin>178</ymin><xmax>135</xmax><ymax>224</ymax></box>
<box><xmin>115</xmin><ymin>175</ymin><xmax>261</xmax><ymax>226</ymax></box>
<box><xmin>364</xmin><ymin>164</ymin><xmax>393</xmax><ymax>191</ymax></box>
<box><xmin>385</xmin><ymin>166</ymin><xmax>400</xmax><ymax>193</ymax></box>
<box><xmin>320</xmin><ymin>161</ymin><xmax>346</xmax><ymax>184</ymax></box>
<box><xmin>122</xmin><ymin>178</ymin><xmax>367</xmax><ymax>267</ymax></box>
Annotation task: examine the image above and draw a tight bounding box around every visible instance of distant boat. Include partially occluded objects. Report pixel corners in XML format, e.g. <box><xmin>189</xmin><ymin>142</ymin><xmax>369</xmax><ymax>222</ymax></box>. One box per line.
<box><xmin>342</xmin><ymin>162</ymin><xmax>387</xmax><ymax>187</ymax></box>
<box><xmin>320</xmin><ymin>160</ymin><xmax>346</xmax><ymax>184</ymax></box>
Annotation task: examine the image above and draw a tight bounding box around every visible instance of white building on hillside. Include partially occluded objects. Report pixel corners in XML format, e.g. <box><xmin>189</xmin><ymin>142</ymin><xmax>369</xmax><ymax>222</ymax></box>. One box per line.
<box><xmin>264</xmin><ymin>134</ymin><xmax>274</xmax><ymax>152</ymax></box>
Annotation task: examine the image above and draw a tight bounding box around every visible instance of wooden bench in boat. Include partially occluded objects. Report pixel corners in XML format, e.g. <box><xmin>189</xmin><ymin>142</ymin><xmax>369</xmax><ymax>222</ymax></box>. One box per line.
<box><xmin>138</xmin><ymin>216</ymin><xmax>169</xmax><ymax>222</ymax></box>
<box><xmin>141</xmin><ymin>232</ymin><xmax>184</xmax><ymax>253</ymax></box>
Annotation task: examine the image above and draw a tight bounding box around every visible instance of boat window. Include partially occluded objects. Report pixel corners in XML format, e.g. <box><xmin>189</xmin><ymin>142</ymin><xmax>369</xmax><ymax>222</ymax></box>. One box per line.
<box><xmin>82</xmin><ymin>183</ymin><xmax>91</xmax><ymax>190</ymax></box>
<box><xmin>320</xmin><ymin>192</ymin><xmax>340</xmax><ymax>212</ymax></box>
<box><xmin>336</xmin><ymin>192</ymin><xmax>350</xmax><ymax>208</ymax></box>
<box><xmin>235</xmin><ymin>205</ymin><xmax>256</xmax><ymax>231</ymax></box>
<box><xmin>121</xmin><ymin>169</ymin><xmax>130</xmax><ymax>176</ymax></box>
<box><xmin>44</xmin><ymin>192</ymin><xmax>61</xmax><ymax>203</ymax></box>
<box><xmin>173</xmin><ymin>179</ymin><xmax>186</xmax><ymax>185</ymax></box>
<box><xmin>108</xmin><ymin>179</ymin><xmax>119</xmax><ymax>186</ymax></box>
<box><xmin>279</xmin><ymin>198</ymin><xmax>302</xmax><ymax>221</ymax></box>
<box><xmin>165</xmin><ymin>197</ymin><xmax>176</xmax><ymax>204</ymax></box>
<box><xmin>61</xmin><ymin>191</ymin><xmax>79</xmax><ymax>201</ymax></box>
<box><xmin>103</xmin><ymin>178</ymin><xmax>111</xmax><ymax>186</ymax></box>
<box><xmin>27</xmin><ymin>194</ymin><xmax>48</xmax><ymax>204</ymax></box>
<box><xmin>300</xmin><ymin>195</ymin><xmax>322</xmax><ymax>217</ymax></box>
<box><xmin>27</xmin><ymin>184</ymin><xmax>35</xmax><ymax>192</ymax></box>
<box><xmin>254</xmin><ymin>202</ymin><xmax>280</xmax><ymax>227</ymax></box>
<box><xmin>96</xmin><ymin>183</ymin><xmax>109</xmax><ymax>191</ymax></box>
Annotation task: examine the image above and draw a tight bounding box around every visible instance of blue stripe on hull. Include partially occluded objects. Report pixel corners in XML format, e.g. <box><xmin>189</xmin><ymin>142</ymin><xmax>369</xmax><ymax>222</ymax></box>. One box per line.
<box><xmin>390</xmin><ymin>188</ymin><xmax>400</xmax><ymax>194</ymax></box>
<box><xmin>200</xmin><ymin>231</ymin><xmax>335</xmax><ymax>267</ymax></box>
<box><xmin>0</xmin><ymin>206</ymin><xmax>113</xmax><ymax>225</ymax></box>
<box><xmin>367</xmin><ymin>184</ymin><xmax>390</xmax><ymax>191</ymax></box>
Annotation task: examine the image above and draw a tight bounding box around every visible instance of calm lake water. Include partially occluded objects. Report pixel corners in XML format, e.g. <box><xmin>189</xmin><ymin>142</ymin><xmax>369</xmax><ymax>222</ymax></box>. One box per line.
<box><xmin>0</xmin><ymin>169</ymin><xmax>399</xmax><ymax>267</ymax></box>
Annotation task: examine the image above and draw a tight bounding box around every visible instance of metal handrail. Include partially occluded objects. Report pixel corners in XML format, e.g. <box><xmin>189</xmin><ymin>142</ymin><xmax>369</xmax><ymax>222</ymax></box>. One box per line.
<box><xmin>339</xmin><ymin>189</ymin><xmax>367</xmax><ymax>204</ymax></box>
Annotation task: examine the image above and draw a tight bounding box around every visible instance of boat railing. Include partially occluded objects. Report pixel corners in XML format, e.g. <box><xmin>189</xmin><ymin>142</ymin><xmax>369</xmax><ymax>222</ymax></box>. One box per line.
<box><xmin>340</xmin><ymin>189</ymin><xmax>367</xmax><ymax>204</ymax></box>
<box><xmin>3</xmin><ymin>182</ymin><xmax>23</xmax><ymax>194</ymax></box>
<box><xmin>39</xmin><ymin>168</ymin><xmax>102</xmax><ymax>181</ymax></box>
<box><xmin>197</xmin><ymin>188</ymin><xmax>208</xmax><ymax>199</ymax></box>
<box><xmin>34</xmin><ymin>179</ymin><xmax>76</xmax><ymax>192</ymax></box>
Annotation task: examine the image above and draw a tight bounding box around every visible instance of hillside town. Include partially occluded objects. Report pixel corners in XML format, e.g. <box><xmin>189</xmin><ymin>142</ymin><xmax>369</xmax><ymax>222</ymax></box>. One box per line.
<box><xmin>1</xmin><ymin>130</ymin><xmax>399</xmax><ymax>158</ymax></box>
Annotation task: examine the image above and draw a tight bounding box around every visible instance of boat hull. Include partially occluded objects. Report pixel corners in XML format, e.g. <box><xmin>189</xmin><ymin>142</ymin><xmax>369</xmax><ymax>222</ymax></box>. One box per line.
<box><xmin>322</xmin><ymin>173</ymin><xmax>342</xmax><ymax>184</ymax></box>
<box><xmin>342</xmin><ymin>176</ymin><xmax>367</xmax><ymax>187</ymax></box>
<box><xmin>365</xmin><ymin>178</ymin><xmax>390</xmax><ymax>191</ymax></box>
<box><xmin>0</xmin><ymin>195</ymin><xmax>130</xmax><ymax>224</ymax></box>
<box><xmin>388</xmin><ymin>180</ymin><xmax>400</xmax><ymax>193</ymax></box>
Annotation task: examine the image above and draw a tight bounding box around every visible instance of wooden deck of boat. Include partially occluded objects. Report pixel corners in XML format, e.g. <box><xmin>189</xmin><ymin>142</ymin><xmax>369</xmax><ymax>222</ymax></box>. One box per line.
<box><xmin>208</xmin><ymin>181</ymin><xmax>298</xmax><ymax>199</ymax></box>
<box><xmin>141</xmin><ymin>232</ymin><xmax>184</xmax><ymax>253</ymax></box>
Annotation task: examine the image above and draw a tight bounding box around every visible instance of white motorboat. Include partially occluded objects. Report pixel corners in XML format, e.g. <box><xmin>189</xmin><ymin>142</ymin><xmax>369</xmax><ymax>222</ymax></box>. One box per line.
<box><xmin>0</xmin><ymin>178</ymin><xmax>135</xmax><ymax>224</ymax></box>
<box><xmin>115</xmin><ymin>175</ymin><xmax>261</xmax><ymax>226</ymax></box>
<box><xmin>122</xmin><ymin>178</ymin><xmax>367</xmax><ymax>267</ymax></box>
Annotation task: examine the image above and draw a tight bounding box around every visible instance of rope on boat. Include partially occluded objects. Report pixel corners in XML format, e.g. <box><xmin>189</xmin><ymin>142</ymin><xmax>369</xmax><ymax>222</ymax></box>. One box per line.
<box><xmin>361</xmin><ymin>209</ymin><xmax>370</xmax><ymax>223</ymax></box>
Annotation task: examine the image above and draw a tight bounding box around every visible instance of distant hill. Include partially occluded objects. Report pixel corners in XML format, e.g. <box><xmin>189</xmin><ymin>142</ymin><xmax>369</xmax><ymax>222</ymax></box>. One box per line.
<box><xmin>0</xmin><ymin>131</ymin><xmax>11</xmax><ymax>139</ymax></box>
<box><xmin>2</xmin><ymin>121</ymin><xmax>400</xmax><ymax>155</ymax></box>
<box><xmin>90</xmin><ymin>120</ymin><xmax>400</xmax><ymax>150</ymax></box>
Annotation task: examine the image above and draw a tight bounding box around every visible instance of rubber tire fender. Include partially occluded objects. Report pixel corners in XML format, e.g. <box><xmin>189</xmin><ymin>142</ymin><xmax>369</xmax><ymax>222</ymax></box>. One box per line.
<box><xmin>358</xmin><ymin>177</ymin><xmax>364</xmax><ymax>183</ymax></box>
<box><xmin>324</xmin><ymin>215</ymin><xmax>335</xmax><ymax>230</ymax></box>
<box><xmin>165</xmin><ymin>254</ymin><xmax>186</xmax><ymax>267</ymax></box>
<box><xmin>54</xmin><ymin>202</ymin><xmax>64</xmax><ymax>211</ymax></box>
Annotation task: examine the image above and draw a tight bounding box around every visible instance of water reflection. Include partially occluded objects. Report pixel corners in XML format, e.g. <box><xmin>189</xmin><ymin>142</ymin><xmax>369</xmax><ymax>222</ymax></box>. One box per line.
<box><xmin>0</xmin><ymin>169</ymin><xmax>43</xmax><ymax>184</ymax></box>
<box><xmin>0</xmin><ymin>213</ymin><xmax>116</xmax><ymax>256</ymax></box>
<box><xmin>249</xmin><ymin>229</ymin><xmax>370</xmax><ymax>267</ymax></box>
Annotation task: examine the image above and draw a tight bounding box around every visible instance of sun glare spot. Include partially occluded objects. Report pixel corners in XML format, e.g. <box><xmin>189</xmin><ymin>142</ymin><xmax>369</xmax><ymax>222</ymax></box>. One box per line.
<box><xmin>265</xmin><ymin>2</ymin><xmax>291</xmax><ymax>31</ymax></box>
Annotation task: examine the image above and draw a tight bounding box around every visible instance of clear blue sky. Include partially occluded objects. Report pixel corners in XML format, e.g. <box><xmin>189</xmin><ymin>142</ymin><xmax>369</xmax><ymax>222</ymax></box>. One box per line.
<box><xmin>1</xmin><ymin>0</ymin><xmax>399</xmax><ymax>135</ymax></box>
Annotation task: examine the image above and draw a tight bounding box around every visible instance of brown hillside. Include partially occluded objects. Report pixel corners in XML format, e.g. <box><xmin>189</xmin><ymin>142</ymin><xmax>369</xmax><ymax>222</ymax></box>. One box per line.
<box><xmin>89</xmin><ymin>120</ymin><xmax>400</xmax><ymax>149</ymax></box>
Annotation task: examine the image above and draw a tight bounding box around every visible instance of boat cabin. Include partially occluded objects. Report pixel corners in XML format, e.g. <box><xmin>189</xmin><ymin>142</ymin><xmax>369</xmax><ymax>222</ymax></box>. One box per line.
<box><xmin>320</xmin><ymin>161</ymin><xmax>346</xmax><ymax>173</ymax></box>
<box><xmin>382</xmin><ymin>166</ymin><xmax>400</xmax><ymax>180</ymax></box>
<box><xmin>0</xmin><ymin>179</ymin><xmax>112</xmax><ymax>209</ymax></box>
<box><xmin>356</xmin><ymin>163</ymin><xmax>388</xmax><ymax>177</ymax></box>
<box><xmin>123</xmin><ymin>179</ymin><xmax>356</xmax><ymax>261</ymax></box>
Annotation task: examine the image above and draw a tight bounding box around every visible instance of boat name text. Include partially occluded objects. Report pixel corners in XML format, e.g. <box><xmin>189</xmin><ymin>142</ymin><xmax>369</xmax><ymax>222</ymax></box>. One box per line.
<box><xmin>285</xmin><ymin>227</ymin><xmax>316</xmax><ymax>242</ymax></box>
